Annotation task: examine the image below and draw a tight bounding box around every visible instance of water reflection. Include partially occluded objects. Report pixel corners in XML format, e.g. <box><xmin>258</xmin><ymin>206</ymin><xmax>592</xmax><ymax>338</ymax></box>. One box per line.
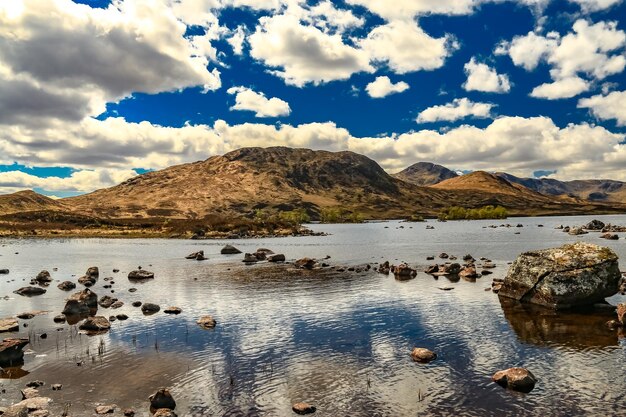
<box><xmin>499</xmin><ymin>297</ymin><xmax>618</xmax><ymax>348</ymax></box>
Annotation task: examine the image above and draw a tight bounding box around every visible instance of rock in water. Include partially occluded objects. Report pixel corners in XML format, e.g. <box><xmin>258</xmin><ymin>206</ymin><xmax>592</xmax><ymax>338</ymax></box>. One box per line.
<box><xmin>292</xmin><ymin>402</ymin><xmax>316</xmax><ymax>415</ymax></box>
<box><xmin>221</xmin><ymin>244</ymin><xmax>242</xmax><ymax>254</ymax></box>
<box><xmin>410</xmin><ymin>347</ymin><xmax>437</xmax><ymax>363</ymax></box>
<box><xmin>35</xmin><ymin>270</ymin><xmax>52</xmax><ymax>283</ymax></box>
<box><xmin>57</xmin><ymin>281</ymin><xmax>76</xmax><ymax>291</ymax></box>
<box><xmin>492</xmin><ymin>367</ymin><xmax>537</xmax><ymax>393</ymax></box>
<box><xmin>14</xmin><ymin>286</ymin><xmax>46</xmax><ymax>296</ymax></box>
<box><xmin>79</xmin><ymin>316</ymin><xmax>110</xmax><ymax>332</ymax></box>
<box><xmin>498</xmin><ymin>242</ymin><xmax>620</xmax><ymax>309</ymax></box>
<box><xmin>585</xmin><ymin>219</ymin><xmax>605</xmax><ymax>231</ymax></box>
<box><xmin>62</xmin><ymin>288</ymin><xmax>98</xmax><ymax>314</ymax></box>
<box><xmin>128</xmin><ymin>270</ymin><xmax>154</xmax><ymax>280</ymax></box>
<box><xmin>197</xmin><ymin>316</ymin><xmax>216</xmax><ymax>329</ymax></box>
<box><xmin>0</xmin><ymin>318</ymin><xmax>19</xmax><ymax>333</ymax></box>
<box><xmin>153</xmin><ymin>409</ymin><xmax>177</xmax><ymax>417</ymax></box>
<box><xmin>0</xmin><ymin>338</ymin><xmax>29</xmax><ymax>366</ymax></box>
<box><xmin>149</xmin><ymin>388</ymin><xmax>176</xmax><ymax>410</ymax></box>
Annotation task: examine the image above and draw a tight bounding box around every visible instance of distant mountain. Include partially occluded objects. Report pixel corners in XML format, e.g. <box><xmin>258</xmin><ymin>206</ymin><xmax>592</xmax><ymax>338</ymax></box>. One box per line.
<box><xmin>495</xmin><ymin>172</ymin><xmax>626</xmax><ymax>203</ymax></box>
<box><xmin>393</xmin><ymin>162</ymin><xmax>458</xmax><ymax>186</ymax></box>
<box><xmin>0</xmin><ymin>190</ymin><xmax>66</xmax><ymax>215</ymax></box>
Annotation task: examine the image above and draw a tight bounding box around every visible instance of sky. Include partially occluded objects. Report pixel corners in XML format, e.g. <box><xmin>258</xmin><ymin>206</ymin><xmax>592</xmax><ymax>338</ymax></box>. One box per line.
<box><xmin>0</xmin><ymin>0</ymin><xmax>625</xmax><ymax>197</ymax></box>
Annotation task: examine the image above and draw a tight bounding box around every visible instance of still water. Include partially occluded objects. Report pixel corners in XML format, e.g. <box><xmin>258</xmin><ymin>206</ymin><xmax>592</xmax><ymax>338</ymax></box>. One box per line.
<box><xmin>1</xmin><ymin>215</ymin><xmax>626</xmax><ymax>416</ymax></box>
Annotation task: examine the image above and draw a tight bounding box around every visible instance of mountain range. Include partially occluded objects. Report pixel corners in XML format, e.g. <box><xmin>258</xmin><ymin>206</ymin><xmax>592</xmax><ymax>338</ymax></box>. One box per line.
<box><xmin>1</xmin><ymin>147</ymin><xmax>625</xmax><ymax>223</ymax></box>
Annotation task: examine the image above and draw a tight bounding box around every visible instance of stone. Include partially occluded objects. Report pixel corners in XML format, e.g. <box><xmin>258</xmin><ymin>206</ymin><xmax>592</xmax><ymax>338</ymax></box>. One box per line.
<box><xmin>62</xmin><ymin>288</ymin><xmax>97</xmax><ymax>314</ymax></box>
<box><xmin>295</xmin><ymin>258</ymin><xmax>317</xmax><ymax>270</ymax></box>
<box><xmin>267</xmin><ymin>254</ymin><xmax>286</xmax><ymax>262</ymax></box>
<box><xmin>141</xmin><ymin>303</ymin><xmax>160</xmax><ymax>314</ymax></box>
<box><xmin>132</xmin><ymin>301</ymin><xmax>142</xmax><ymax>307</ymax></box>
<box><xmin>95</xmin><ymin>405</ymin><xmax>115</xmax><ymax>414</ymax></box>
<box><xmin>601</xmin><ymin>233</ymin><xmax>619</xmax><ymax>240</ymax></box>
<box><xmin>35</xmin><ymin>270</ymin><xmax>52</xmax><ymax>283</ymax></box>
<box><xmin>585</xmin><ymin>219</ymin><xmax>606</xmax><ymax>231</ymax></box>
<box><xmin>292</xmin><ymin>402</ymin><xmax>316</xmax><ymax>415</ymax></box>
<box><xmin>21</xmin><ymin>387</ymin><xmax>39</xmax><ymax>399</ymax></box>
<box><xmin>0</xmin><ymin>268</ymin><xmax>9</xmax><ymax>274</ymax></box>
<box><xmin>221</xmin><ymin>244</ymin><xmax>242</xmax><ymax>254</ymax></box>
<box><xmin>14</xmin><ymin>287</ymin><xmax>46</xmax><ymax>296</ymax></box>
<box><xmin>98</xmin><ymin>295</ymin><xmax>117</xmax><ymax>308</ymax></box>
<box><xmin>0</xmin><ymin>318</ymin><xmax>19</xmax><ymax>333</ymax></box>
<box><xmin>197</xmin><ymin>316</ymin><xmax>216</xmax><ymax>329</ymax></box>
<box><xmin>617</xmin><ymin>303</ymin><xmax>626</xmax><ymax>325</ymax></box>
<box><xmin>79</xmin><ymin>316</ymin><xmax>110</xmax><ymax>332</ymax></box>
<box><xmin>53</xmin><ymin>315</ymin><xmax>66</xmax><ymax>323</ymax></box>
<box><xmin>439</xmin><ymin>253</ymin><xmax>449</xmax><ymax>259</ymax></box>
<box><xmin>86</xmin><ymin>266</ymin><xmax>99</xmax><ymax>279</ymax></box>
<box><xmin>123</xmin><ymin>409</ymin><xmax>135</xmax><ymax>416</ymax></box>
<box><xmin>392</xmin><ymin>263</ymin><xmax>417</xmax><ymax>278</ymax></box>
<box><xmin>116</xmin><ymin>314</ymin><xmax>129</xmax><ymax>320</ymax></box>
<box><xmin>410</xmin><ymin>347</ymin><xmax>437</xmax><ymax>363</ymax></box>
<box><xmin>149</xmin><ymin>388</ymin><xmax>176</xmax><ymax>410</ymax></box>
<box><xmin>78</xmin><ymin>275</ymin><xmax>96</xmax><ymax>287</ymax></box>
<box><xmin>110</xmin><ymin>301</ymin><xmax>124</xmax><ymax>309</ymax></box>
<box><xmin>3</xmin><ymin>397</ymin><xmax>51</xmax><ymax>417</ymax></box>
<box><xmin>186</xmin><ymin>251</ymin><xmax>206</xmax><ymax>260</ymax></box>
<box><xmin>0</xmin><ymin>338</ymin><xmax>29</xmax><ymax>366</ymax></box>
<box><xmin>51</xmin><ymin>384</ymin><xmax>62</xmax><ymax>391</ymax></box>
<box><xmin>128</xmin><ymin>270</ymin><xmax>154</xmax><ymax>280</ymax></box>
<box><xmin>164</xmin><ymin>307</ymin><xmax>182</xmax><ymax>315</ymax></box>
<box><xmin>57</xmin><ymin>281</ymin><xmax>76</xmax><ymax>291</ymax></box>
<box><xmin>498</xmin><ymin>242</ymin><xmax>621</xmax><ymax>309</ymax></box>
<box><xmin>568</xmin><ymin>227</ymin><xmax>588</xmax><ymax>236</ymax></box>
<box><xmin>243</xmin><ymin>253</ymin><xmax>258</xmax><ymax>263</ymax></box>
<box><xmin>459</xmin><ymin>266</ymin><xmax>478</xmax><ymax>279</ymax></box>
<box><xmin>492</xmin><ymin>367</ymin><xmax>537</xmax><ymax>393</ymax></box>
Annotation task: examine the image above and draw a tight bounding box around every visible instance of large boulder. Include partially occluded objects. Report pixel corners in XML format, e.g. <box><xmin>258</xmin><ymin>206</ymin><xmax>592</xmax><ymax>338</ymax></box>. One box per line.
<box><xmin>35</xmin><ymin>270</ymin><xmax>52</xmax><ymax>284</ymax></box>
<box><xmin>498</xmin><ymin>242</ymin><xmax>621</xmax><ymax>308</ymax></box>
<box><xmin>221</xmin><ymin>245</ymin><xmax>242</xmax><ymax>254</ymax></box>
<box><xmin>149</xmin><ymin>388</ymin><xmax>176</xmax><ymax>410</ymax></box>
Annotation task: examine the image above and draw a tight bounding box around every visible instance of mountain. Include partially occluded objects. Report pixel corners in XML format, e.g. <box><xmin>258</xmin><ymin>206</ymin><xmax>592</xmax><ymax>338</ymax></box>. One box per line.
<box><xmin>393</xmin><ymin>162</ymin><xmax>458</xmax><ymax>186</ymax></box>
<box><xmin>65</xmin><ymin>147</ymin><xmax>454</xmax><ymax>219</ymax></box>
<box><xmin>0</xmin><ymin>190</ymin><xmax>67</xmax><ymax>215</ymax></box>
<box><xmin>495</xmin><ymin>172</ymin><xmax>626</xmax><ymax>203</ymax></box>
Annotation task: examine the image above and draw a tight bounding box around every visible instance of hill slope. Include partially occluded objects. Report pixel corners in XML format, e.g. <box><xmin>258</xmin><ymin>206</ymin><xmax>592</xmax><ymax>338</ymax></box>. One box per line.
<box><xmin>393</xmin><ymin>162</ymin><xmax>458</xmax><ymax>186</ymax></box>
<box><xmin>0</xmin><ymin>190</ymin><xmax>66</xmax><ymax>215</ymax></box>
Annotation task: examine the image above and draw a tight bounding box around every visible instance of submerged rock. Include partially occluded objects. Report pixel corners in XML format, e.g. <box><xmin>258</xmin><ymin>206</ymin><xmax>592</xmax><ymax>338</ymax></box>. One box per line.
<box><xmin>98</xmin><ymin>295</ymin><xmax>117</xmax><ymax>308</ymax></box>
<box><xmin>221</xmin><ymin>244</ymin><xmax>242</xmax><ymax>255</ymax></box>
<box><xmin>498</xmin><ymin>242</ymin><xmax>621</xmax><ymax>309</ymax></box>
<box><xmin>410</xmin><ymin>347</ymin><xmax>437</xmax><ymax>363</ymax></box>
<box><xmin>292</xmin><ymin>402</ymin><xmax>316</xmax><ymax>415</ymax></box>
<box><xmin>0</xmin><ymin>338</ymin><xmax>29</xmax><ymax>366</ymax></box>
<box><xmin>492</xmin><ymin>367</ymin><xmax>537</xmax><ymax>393</ymax></box>
<box><xmin>0</xmin><ymin>318</ymin><xmax>19</xmax><ymax>333</ymax></box>
<box><xmin>149</xmin><ymin>388</ymin><xmax>176</xmax><ymax>410</ymax></box>
<box><xmin>14</xmin><ymin>287</ymin><xmax>46</xmax><ymax>297</ymax></box>
<box><xmin>295</xmin><ymin>258</ymin><xmax>317</xmax><ymax>270</ymax></box>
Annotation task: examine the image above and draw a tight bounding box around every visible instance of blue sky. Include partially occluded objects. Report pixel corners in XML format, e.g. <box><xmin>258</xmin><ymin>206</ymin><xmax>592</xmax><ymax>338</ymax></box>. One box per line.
<box><xmin>0</xmin><ymin>0</ymin><xmax>625</xmax><ymax>196</ymax></box>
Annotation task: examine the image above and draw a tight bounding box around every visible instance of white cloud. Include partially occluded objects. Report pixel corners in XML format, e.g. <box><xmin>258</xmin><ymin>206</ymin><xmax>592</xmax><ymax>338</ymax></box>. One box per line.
<box><xmin>345</xmin><ymin>0</ymin><xmax>475</xmax><ymax>20</ymax></box>
<box><xmin>226</xmin><ymin>86</ymin><xmax>291</xmax><ymax>117</ymax></box>
<box><xmin>530</xmin><ymin>76</ymin><xmax>590</xmax><ymax>99</ymax></box>
<box><xmin>365</xmin><ymin>76</ymin><xmax>409</xmax><ymax>98</ymax></box>
<box><xmin>463</xmin><ymin>58</ymin><xmax>511</xmax><ymax>93</ymax></box>
<box><xmin>249</xmin><ymin>14</ymin><xmax>372</xmax><ymax>86</ymax></box>
<box><xmin>0</xmin><ymin>168</ymin><xmax>138</xmax><ymax>193</ymax></box>
<box><xmin>227</xmin><ymin>25</ymin><xmax>247</xmax><ymax>55</ymax></box>
<box><xmin>416</xmin><ymin>98</ymin><xmax>494</xmax><ymax>123</ymax></box>
<box><xmin>503</xmin><ymin>20</ymin><xmax>626</xmax><ymax>99</ymax></box>
<box><xmin>0</xmin><ymin>0</ymin><xmax>221</xmax><ymax>125</ymax></box>
<box><xmin>569</xmin><ymin>0</ymin><xmax>623</xmax><ymax>12</ymax></box>
<box><xmin>360</xmin><ymin>20</ymin><xmax>453</xmax><ymax>74</ymax></box>
<box><xmin>498</xmin><ymin>31</ymin><xmax>558</xmax><ymax>71</ymax></box>
<box><xmin>578</xmin><ymin>90</ymin><xmax>626</xmax><ymax>126</ymax></box>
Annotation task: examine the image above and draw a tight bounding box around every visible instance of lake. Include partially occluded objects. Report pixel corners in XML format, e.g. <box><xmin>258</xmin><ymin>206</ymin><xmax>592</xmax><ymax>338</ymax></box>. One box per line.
<box><xmin>1</xmin><ymin>214</ymin><xmax>626</xmax><ymax>416</ymax></box>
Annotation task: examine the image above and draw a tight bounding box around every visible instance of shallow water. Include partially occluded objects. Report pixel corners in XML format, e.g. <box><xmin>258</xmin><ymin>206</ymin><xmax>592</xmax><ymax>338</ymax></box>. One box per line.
<box><xmin>1</xmin><ymin>215</ymin><xmax>626</xmax><ymax>416</ymax></box>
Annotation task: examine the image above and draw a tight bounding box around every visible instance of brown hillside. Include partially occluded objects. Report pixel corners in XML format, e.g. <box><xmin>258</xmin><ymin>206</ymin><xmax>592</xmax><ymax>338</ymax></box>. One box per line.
<box><xmin>0</xmin><ymin>190</ymin><xmax>67</xmax><ymax>215</ymax></box>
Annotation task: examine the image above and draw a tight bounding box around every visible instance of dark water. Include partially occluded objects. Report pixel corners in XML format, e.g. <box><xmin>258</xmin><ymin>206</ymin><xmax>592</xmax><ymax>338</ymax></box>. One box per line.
<box><xmin>1</xmin><ymin>215</ymin><xmax>626</xmax><ymax>416</ymax></box>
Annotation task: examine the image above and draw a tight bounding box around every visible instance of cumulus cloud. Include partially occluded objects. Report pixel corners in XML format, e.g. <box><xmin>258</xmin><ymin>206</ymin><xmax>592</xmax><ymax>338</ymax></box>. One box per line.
<box><xmin>578</xmin><ymin>90</ymin><xmax>626</xmax><ymax>126</ymax></box>
<box><xmin>345</xmin><ymin>0</ymin><xmax>475</xmax><ymax>20</ymax></box>
<box><xmin>227</xmin><ymin>25</ymin><xmax>247</xmax><ymax>55</ymax></box>
<box><xmin>530</xmin><ymin>77</ymin><xmax>590</xmax><ymax>99</ymax></box>
<box><xmin>249</xmin><ymin>14</ymin><xmax>372</xmax><ymax>86</ymax></box>
<box><xmin>365</xmin><ymin>76</ymin><xmax>409</xmax><ymax>98</ymax></box>
<box><xmin>416</xmin><ymin>98</ymin><xmax>494</xmax><ymax>123</ymax></box>
<box><xmin>361</xmin><ymin>20</ymin><xmax>453</xmax><ymax>74</ymax></box>
<box><xmin>0</xmin><ymin>0</ymin><xmax>221</xmax><ymax>124</ymax></box>
<box><xmin>463</xmin><ymin>58</ymin><xmax>511</xmax><ymax>93</ymax></box>
<box><xmin>502</xmin><ymin>20</ymin><xmax>626</xmax><ymax>99</ymax></box>
<box><xmin>226</xmin><ymin>86</ymin><xmax>291</xmax><ymax>117</ymax></box>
